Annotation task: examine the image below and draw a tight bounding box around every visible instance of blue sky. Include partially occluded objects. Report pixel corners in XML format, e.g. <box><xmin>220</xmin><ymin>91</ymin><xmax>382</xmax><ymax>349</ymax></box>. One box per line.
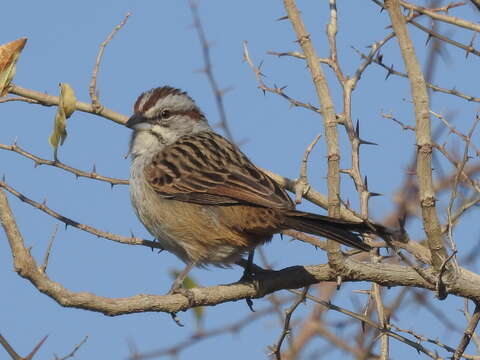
<box><xmin>1</xmin><ymin>1</ymin><xmax>479</xmax><ymax>359</ymax></box>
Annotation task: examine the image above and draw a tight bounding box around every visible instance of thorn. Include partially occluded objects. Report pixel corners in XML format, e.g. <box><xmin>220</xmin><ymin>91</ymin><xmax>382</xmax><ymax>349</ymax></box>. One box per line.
<box><xmin>92</xmin><ymin>163</ymin><xmax>97</xmax><ymax>173</ymax></box>
<box><xmin>276</xmin><ymin>15</ymin><xmax>289</xmax><ymax>21</ymax></box>
<box><xmin>359</xmin><ymin>138</ymin><xmax>378</xmax><ymax>146</ymax></box>
<box><xmin>110</xmin><ymin>183</ymin><xmax>115</xmax><ymax>189</ymax></box>
<box><xmin>425</xmin><ymin>34</ymin><xmax>432</xmax><ymax>45</ymax></box>
<box><xmin>355</xmin><ymin>119</ymin><xmax>360</xmax><ymax>137</ymax></box>
<box><xmin>34</xmin><ymin>161</ymin><xmax>40</xmax><ymax>168</ymax></box>
<box><xmin>258</xmin><ymin>60</ymin><xmax>264</xmax><ymax>71</ymax></box>
<box><xmin>385</xmin><ymin>65</ymin><xmax>394</xmax><ymax>80</ymax></box>
<box><xmin>369</xmin><ymin>192</ymin><xmax>383</xmax><ymax>197</ymax></box>
<box><xmin>280</xmin><ymin>233</ymin><xmax>284</xmax><ymax>240</ymax></box>
<box><xmin>13</xmin><ymin>137</ymin><xmax>18</xmax><ymax>146</ymax></box>
<box><xmin>364</xmin><ymin>175</ymin><xmax>368</xmax><ymax>190</ymax></box>
<box><xmin>42</xmin><ymin>198</ymin><xmax>47</xmax><ymax>206</ymax></box>
<box><xmin>170</xmin><ymin>312</ymin><xmax>185</xmax><ymax>327</ymax></box>
<box><xmin>65</xmin><ymin>223</ymin><xmax>68</xmax><ymax>230</ymax></box>
<box><xmin>25</xmin><ymin>334</ymin><xmax>49</xmax><ymax>360</ymax></box>
<box><xmin>246</xmin><ymin>298</ymin><xmax>255</xmax><ymax>312</ymax></box>
<box><xmin>1</xmin><ymin>174</ymin><xmax>5</xmax><ymax>182</ymax></box>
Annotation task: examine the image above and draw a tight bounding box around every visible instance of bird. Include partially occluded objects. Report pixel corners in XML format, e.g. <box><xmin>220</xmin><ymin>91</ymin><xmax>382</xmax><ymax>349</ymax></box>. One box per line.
<box><xmin>126</xmin><ymin>86</ymin><xmax>380</xmax><ymax>294</ymax></box>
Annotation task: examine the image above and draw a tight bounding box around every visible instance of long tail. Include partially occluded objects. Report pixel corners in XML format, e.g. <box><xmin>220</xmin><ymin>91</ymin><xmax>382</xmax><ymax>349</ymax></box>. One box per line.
<box><xmin>283</xmin><ymin>210</ymin><xmax>377</xmax><ymax>251</ymax></box>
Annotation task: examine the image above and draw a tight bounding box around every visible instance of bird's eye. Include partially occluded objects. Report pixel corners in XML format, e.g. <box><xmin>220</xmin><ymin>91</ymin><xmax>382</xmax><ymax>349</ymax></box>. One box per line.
<box><xmin>161</xmin><ymin>109</ymin><xmax>171</xmax><ymax>119</ymax></box>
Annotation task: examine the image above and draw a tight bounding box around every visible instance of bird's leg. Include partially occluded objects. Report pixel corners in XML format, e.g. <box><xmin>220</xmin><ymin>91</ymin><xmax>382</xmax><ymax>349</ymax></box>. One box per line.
<box><xmin>169</xmin><ymin>262</ymin><xmax>195</xmax><ymax>294</ymax></box>
<box><xmin>236</xmin><ymin>250</ymin><xmax>272</xmax><ymax>281</ymax></box>
<box><xmin>244</xmin><ymin>250</ymin><xmax>255</xmax><ymax>280</ymax></box>
<box><xmin>167</xmin><ymin>262</ymin><xmax>197</xmax><ymax>327</ymax></box>
<box><xmin>167</xmin><ymin>262</ymin><xmax>196</xmax><ymax>309</ymax></box>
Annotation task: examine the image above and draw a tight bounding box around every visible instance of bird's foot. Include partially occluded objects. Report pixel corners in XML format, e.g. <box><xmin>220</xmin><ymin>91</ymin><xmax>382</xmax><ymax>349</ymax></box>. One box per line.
<box><xmin>167</xmin><ymin>284</ymin><xmax>195</xmax><ymax>307</ymax></box>
<box><xmin>166</xmin><ymin>283</ymin><xmax>196</xmax><ymax>327</ymax></box>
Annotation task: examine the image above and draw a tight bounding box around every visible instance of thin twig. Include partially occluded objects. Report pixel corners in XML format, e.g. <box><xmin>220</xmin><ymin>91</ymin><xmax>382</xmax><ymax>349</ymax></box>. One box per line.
<box><xmin>129</xmin><ymin>303</ymin><xmax>285</xmax><ymax>360</ymax></box>
<box><xmin>446</xmin><ymin>116</ymin><xmax>480</xmax><ymax>253</ymax></box>
<box><xmin>435</xmin><ymin>250</ymin><xmax>458</xmax><ymax>300</ymax></box>
<box><xmin>0</xmin><ymin>96</ymin><xmax>38</xmax><ymax>104</ymax></box>
<box><xmin>242</xmin><ymin>42</ymin><xmax>321</xmax><ymax>114</ymax></box>
<box><xmin>0</xmin><ymin>179</ymin><xmax>161</xmax><ymax>250</ymax></box>
<box><xmin>89</xmin><ymin>13</ymin><xmax>131</xmax><ymax>110</ymax></box>
<box><xmin>0</xmin><ymin>142</ymin><xmax>128</xmax><ymax>186</ymax></box>
<box><xmin>295</xmin><ymin>134</ymin><xmax>321</xmax><ymax>204</ymax></box>
<box><xmin>353</xmin><ymin>48</ymin><xmax>480</xmax><ymax>103</ymax></box>
<box><xmin>188</xmin><ymin>1</ymin><xmax>234</xmax><ymax>141</ymax></box>
<box><xmin>0</xmin><ymin>333</ymin><xmax>21</xmax><ymax>360</ymax></box>
<box><xmin>41</xmin><ymin>224</ymin><xmax>59</xmax><ymax>273</ymax></box>
<box><xmin>399</xmin><ymin>0</ymin><xmax>479</xmax><ymax>32</ymax></box>
<box><xmin>55</xmin><ymin>336</ymin><xmax>88</xmax><ymax>360</ymax></box>
<box><xmin>270</xmin><ymin>286</ymin><xmax>309</xmax><ymax>359</ymax></box>
<box><xmin>463</xmin><ymin>301</ymin><xmax>480</xmax><ymax>353</ymax></box>
<box><xmin>453</xmin><ymin>302</ymin><xmax>480</xmax><ymax>360</ymax></box>
<box><xmin>410</xmin><ymin>20</ymin><xmax>480</xmax><ymax>58</ymax></box>
<box><xmin>289</xmin><ymin>289</ymin><xmax>443</xmax><ymax>359</ymax></box>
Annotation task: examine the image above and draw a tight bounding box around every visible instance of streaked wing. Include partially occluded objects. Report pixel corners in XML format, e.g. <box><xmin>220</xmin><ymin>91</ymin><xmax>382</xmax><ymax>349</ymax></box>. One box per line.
<box><xmin>145</xmin><ymin>132</ymin><xmax>294</xmax><ymax>209</ymax></box>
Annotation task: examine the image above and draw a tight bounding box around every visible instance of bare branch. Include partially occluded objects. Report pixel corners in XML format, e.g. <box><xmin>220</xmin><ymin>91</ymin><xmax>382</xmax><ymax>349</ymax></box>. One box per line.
<box><xmin>385</xmin><ymin>0</ymin><xmax>448</xmax><ymax>269</ymax></box>
<box><xmin>270</xmin><ymin>287</ymin><xmax>309</xmax><ymax>359</ymax></box>
<box><xmin>0</xmin><ymin>179</ymin><xmax>160</xmax><ymax>250</ymax></box>
<box><xmin>41</xmin><ymin>224</ymin><xmax>58</xmax><ymax>273</ymax></box>
<box><xmin>188</xmin><ymin>1</ymin><xmax>234</xmax><ymax>141</ymax></box>
<box><xmin>55</xmin><ymin>336</ymin><xmax>88</xmax><ymax>360</ymax></box>
<box><xmin>400</xmin><ymin>0</ymin><xmax>480</xmax><ymax>33</ymax></box>
<box><xmin>0</xmin><ymin>142</ymin><xmax>128</xmax><ymax>186</ymax></box>
<box><xmin>0</xmin><ymin>96</ymin><xmax>39</xmax><ymax>104</ymax></box>
<box><xmin>0</xmin><ymin>333</ymin><xmax>22</xmax><ymax>360</ymax></box>
<box><xmin>242</xmin><ymin>42</ymin><xmax>320</xmax><ymax>114</ymax></box>
<box><xmin>89</xmin><ymin>13</ymin><xmax>131</xmax><ymax>109</ymax></box>
<box><xmin>294</xmin><ymin>134</ymin><xmax>321</xmax><ymax>204</ymax></box>
<box><xmin>8</xmin><ymin>84</ymin><xmax>128</xmax><ymax>125</ymax></box>
<box><xmin>354</xmin><ymin>48</ymin><xmax>480</xmax><ymax>103</ymax></box>
<box><xmin>283</xmin><ymin>0</ymin><xmax>344</xmax><ymax>268</ymax></box>
<box><xmin>410</xmin><ymin>20</ymin><xmax>480</xmax><ymax>58</ymax></box>
<box><xmin>453</xmin><ymin>303</ymin><xmax>480</xmax><ymax>360</ymax></box>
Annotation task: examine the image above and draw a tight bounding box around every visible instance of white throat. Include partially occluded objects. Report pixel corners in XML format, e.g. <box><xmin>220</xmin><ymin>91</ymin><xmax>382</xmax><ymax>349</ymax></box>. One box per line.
<box><xmin>129</xmin><ymin>131</ymin><xmax>164</xmax><ymax>159</ymax></box>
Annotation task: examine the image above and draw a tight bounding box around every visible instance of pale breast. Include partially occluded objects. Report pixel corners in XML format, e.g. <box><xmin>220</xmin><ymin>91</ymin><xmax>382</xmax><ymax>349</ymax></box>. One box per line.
<box><xmin>129</xmin><ymin>156</ymin><xmax>275</xmax><ymax>266</ymax></box>
<box><xmin>130</xmin><ymin>157</ymin><xmax>190</xmax><ymax>261</ymax></box>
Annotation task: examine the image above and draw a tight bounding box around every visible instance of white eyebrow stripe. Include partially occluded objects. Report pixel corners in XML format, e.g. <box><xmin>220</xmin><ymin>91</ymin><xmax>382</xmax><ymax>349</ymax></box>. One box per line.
<box><xmin>144</xmin><ymin>93</ymin><xmax>196</xmax><ymax>118</ymax></box>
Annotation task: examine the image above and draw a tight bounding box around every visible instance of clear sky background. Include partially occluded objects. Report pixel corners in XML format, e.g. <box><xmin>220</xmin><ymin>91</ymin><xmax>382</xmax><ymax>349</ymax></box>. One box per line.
<box><xmin>1</xmin><ymin>1</ymin><xmax>479</xmax><ymax>359</ymax></box>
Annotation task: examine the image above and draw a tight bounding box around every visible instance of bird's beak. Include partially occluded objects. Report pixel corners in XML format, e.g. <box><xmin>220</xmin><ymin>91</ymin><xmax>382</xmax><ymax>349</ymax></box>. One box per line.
<box><xmin>126</xmin><ymin>113</ymin><xmax>150</xmax><ymax>130</ymax></box>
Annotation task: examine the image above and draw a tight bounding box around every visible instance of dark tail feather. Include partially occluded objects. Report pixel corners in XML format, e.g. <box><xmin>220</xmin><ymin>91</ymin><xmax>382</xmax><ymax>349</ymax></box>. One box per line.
<box><xmin>284</xmin><ymin>211</ymin><xmax>373</xmax><ymax>251</ymax></box>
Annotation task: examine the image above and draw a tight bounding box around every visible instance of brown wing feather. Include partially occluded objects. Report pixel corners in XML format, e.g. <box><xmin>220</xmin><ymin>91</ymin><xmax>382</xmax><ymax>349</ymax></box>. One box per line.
<box><xmin>145</xmin><ymin>132</ymin><xmax>294</xmax><ymax>209</ymax></box>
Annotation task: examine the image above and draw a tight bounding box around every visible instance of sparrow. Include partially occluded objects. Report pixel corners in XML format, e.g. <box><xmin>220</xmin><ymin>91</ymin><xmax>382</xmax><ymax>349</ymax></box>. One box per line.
<box><xmin>126</xmin><ymin>86</ymin><xmax>379</xmax><ymax>293</ymax></box>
